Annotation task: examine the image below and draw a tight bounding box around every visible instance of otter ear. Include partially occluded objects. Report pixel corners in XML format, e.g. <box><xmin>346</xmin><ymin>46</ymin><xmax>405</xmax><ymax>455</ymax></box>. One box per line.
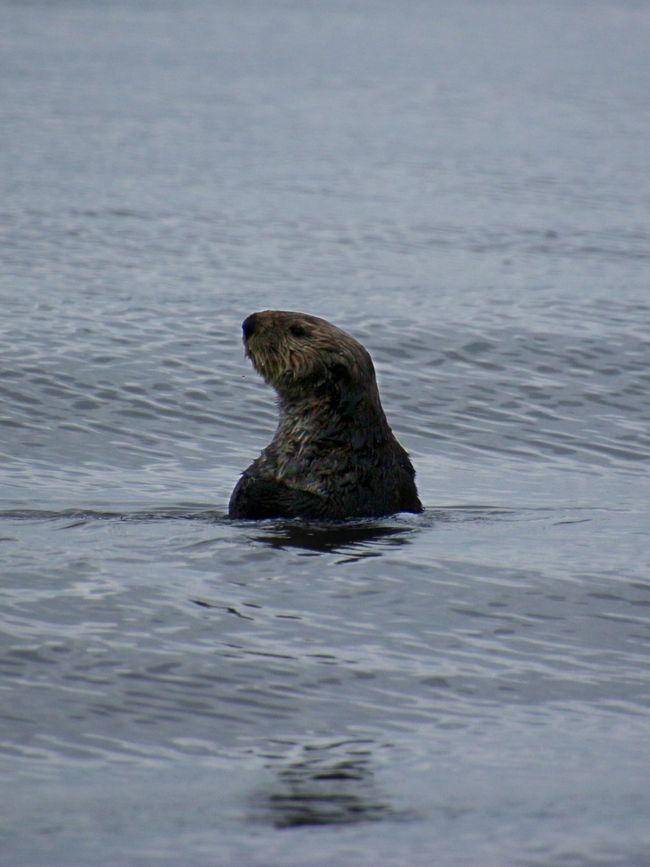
<box><xmin>330</xmin><ymin>361</ymin><xmax>349</xmax><ymax>379</ymax></box>
<box><xmin>329</xmin><ymin>361</ymin><xmax>353</xmax><ymax>389</ymax></box>
<box><xmin>329</xmin><ymin>360</ymin><xmax>359</xmax><ymax>412</ymax></box>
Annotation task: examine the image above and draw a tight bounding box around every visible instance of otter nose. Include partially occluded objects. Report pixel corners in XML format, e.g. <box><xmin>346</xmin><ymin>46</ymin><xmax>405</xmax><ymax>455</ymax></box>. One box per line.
<box><xmin>242</xmin><ymin>314</ymin><xmax>257</xmax><ymax>340</ymax></box>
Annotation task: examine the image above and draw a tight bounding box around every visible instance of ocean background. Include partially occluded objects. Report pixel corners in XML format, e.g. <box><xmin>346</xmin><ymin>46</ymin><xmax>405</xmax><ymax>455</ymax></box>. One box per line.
<box><xmin>1</xmin><ymin>1</ymin><xmax>650</xmax><ymax>864</ymax></box>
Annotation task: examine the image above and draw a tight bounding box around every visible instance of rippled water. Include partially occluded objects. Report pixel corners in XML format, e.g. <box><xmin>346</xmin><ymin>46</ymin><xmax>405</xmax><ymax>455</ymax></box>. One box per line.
<box><xmin>2</xmin><ymin>1</ymin><xmax>650</xmax><ymax>865</ymax></box>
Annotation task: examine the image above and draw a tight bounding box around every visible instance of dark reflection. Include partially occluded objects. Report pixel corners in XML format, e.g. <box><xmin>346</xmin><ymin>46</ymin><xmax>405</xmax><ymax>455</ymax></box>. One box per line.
<box><xmin>252</xmin><ymin>741</ymin><xmax>397</xmax><ymax>829</ymax></box>
<box><xmin>247</xmin><ymin>520</ymin><xmax>416</xmax><ymax>558</ymax></box>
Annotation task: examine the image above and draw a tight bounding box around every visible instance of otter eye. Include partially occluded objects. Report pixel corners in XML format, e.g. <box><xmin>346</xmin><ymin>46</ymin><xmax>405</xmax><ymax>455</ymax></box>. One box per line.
<box><xmin>289</xmin><ymin>324</ymin><xmax>311</xmax><ymax>339</ymax></box>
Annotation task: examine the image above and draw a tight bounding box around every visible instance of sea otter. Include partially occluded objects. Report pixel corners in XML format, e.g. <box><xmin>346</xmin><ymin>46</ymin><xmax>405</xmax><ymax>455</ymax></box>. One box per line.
<box><xmin>228</xmin><ymin>310</ymin><xmax>422</xmax><ymax>520</ymax></box>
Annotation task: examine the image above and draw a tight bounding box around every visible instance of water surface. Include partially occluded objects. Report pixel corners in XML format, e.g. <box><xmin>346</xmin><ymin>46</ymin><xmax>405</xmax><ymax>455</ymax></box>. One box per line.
<box><xmin>1</xmin><ymin>1</ymin><xmax>650</xmax><ymax>865</ymax></box>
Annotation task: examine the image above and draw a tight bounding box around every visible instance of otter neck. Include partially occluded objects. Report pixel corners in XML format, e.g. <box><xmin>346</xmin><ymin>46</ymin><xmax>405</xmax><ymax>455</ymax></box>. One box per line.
<box><xmin>273</xmin><ymin>389</ymin><xmax>392</xmax><ymax>456</ymax></box>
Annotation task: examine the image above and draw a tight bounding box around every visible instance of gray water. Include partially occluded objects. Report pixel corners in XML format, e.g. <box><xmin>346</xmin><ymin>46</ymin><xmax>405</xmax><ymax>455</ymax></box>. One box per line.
<box><xmin>2</xmin><ymin>1</ymin><xmax>650</xmax><ymax>864</ymax></box>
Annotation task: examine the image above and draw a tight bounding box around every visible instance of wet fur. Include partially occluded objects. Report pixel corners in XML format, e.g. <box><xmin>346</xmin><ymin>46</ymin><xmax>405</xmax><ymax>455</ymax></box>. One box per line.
<box><xmin>229</xmin><ymin>310</ymin><xmax>422</xmax><ymax>519</ymax></box>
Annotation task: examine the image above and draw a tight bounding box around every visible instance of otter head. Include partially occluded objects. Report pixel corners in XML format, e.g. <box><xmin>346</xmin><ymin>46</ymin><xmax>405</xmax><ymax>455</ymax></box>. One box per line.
<box><xmin>241</xmin><ymin>310</ymin><xmax>381</xmax><ymax>410</ymax></box>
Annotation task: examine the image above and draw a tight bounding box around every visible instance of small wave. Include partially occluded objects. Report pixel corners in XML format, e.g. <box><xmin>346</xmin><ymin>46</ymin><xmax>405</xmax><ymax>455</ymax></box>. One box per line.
<box><xmin>0</xmin><ymin>507</ymin><xmax>224</xmax><ymax>524</ymax></box>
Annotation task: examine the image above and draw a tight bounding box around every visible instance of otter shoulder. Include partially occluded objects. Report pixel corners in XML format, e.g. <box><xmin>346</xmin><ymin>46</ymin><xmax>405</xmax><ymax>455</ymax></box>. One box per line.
<box><xmin>228</xmin><ymin>470</ymin><xmax>327</xmax><ymax>520</ymax></box>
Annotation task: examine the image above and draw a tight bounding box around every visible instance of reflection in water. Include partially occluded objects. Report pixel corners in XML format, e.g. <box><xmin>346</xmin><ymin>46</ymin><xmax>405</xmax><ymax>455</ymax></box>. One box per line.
<box><xmin>253</xmin><ymin>740</ymin><xmax>396</xmax><ymax>829</ymax></box>
<box><xmin>247</xmin><ymin>520</ymin><xmax>417</xmax><ymax>559</ymax></box>
<box><xmin>244</xmin><ymin>508</ymin><xmax>531</xmax><ymax>557</ymax></box>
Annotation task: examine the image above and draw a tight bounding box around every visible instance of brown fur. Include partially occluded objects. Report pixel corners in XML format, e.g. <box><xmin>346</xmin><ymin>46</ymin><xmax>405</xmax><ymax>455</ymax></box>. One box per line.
<box><xmin>228</xmin><ymin>310</ymin><xmax>422</xmax><ymax>520</ymax></box>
